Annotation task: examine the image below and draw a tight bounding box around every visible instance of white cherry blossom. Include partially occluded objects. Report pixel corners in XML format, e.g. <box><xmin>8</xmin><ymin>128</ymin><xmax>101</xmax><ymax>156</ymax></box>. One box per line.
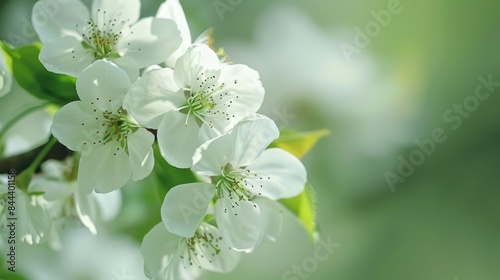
<box><xmin>161</xmin><ymin>116</ymin><xmax>307</xmax><ymax>251</ymax></box>
<box><xmin>29</xmin><ymin>159</ymin><xmax>122</xmax><ymax>236</ymax></box>
<box><xmin>51</xmin><ymin>60</ymin><xmax>155</xmax><ymax>194</ymax></box>
<box><xmin>32</xmin><ymin>0</ymin><xmax>182</xmax><ymax>79</ymax></box>
<box><xmin>141</xmin><ymin>222</ymin><xmax>240</xmax><ymax>280</ymax></box>
<box><xmin>125</xmin><ymin>44</ymin><xmax>264</xmax><ymax>168</ymax></box>
<box><xmin>0</xmin><ymin>176</ymin><xmax>53</xmax><ymax>245</ymax></box>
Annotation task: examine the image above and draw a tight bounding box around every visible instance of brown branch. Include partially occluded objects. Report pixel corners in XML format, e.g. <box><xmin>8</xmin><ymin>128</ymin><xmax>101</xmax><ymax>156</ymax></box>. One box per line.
<box><xmin>0</xmin><ymin>141</ymin><xmax>72</xmax><ymax>174</ymax></box>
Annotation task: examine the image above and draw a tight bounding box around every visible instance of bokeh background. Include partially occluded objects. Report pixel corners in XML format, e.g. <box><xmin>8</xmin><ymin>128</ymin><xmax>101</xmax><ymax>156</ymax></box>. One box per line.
<box><xmin>1</xmin><ymin>0</ymin><xmax>499</xmax><ymax>279</ymax></box>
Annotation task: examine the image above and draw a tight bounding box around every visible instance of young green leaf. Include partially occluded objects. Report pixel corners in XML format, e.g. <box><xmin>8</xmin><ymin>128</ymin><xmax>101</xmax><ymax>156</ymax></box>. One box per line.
<box><xmin>0</xmin><ymin>41</ymin><xmax>78</xmax><ymax>106</ymax></box>
<box><xmin>280</xmin><ymin>182</ymin><xmax>319</xmax><ymax>242</ymax></box>
<box><xmin>270</xmin><ymin>129</ymin><xmax>329</xmax><ymax>158</ymax></box>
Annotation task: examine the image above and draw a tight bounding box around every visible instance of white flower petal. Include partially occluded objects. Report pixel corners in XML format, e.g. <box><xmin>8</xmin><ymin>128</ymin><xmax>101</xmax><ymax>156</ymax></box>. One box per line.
<box><xmin>112</xmin><ymin>56</ymin><xmax>140</xmax><ymax>82</ymax></box>
<box><xmin>192</xmin><ymin>134</ymin><xmax>233</xmax><ymax>177</ymax></box>
<box><xmin>254</xmin><ymin>197</ymin><xmax>282</xmax><ymax>244</ymax></box>
<box><xmin>173</xmin><ymin>44</ymin><xmax>221</xmax><ymax>88</ymax></box>
<box><xmin>91</xmin><ymin>0</ymin><xmax>140</xmax><ymax>26</ymax></box>
<box><xmin>51</xmin><ymin>101</ymin><xmax>101</xmax><ymax>151</ymax></box>
<box><xmin>92</xmin><ymin>189</ymin><xmax>122</xmax><ymax>221</ymax></box>
<box><xmin>198</xmin><ymin>122</ymin><xmax>223</xmax><ymax>144</ymax></box>
<box><xmin>153</xmin><ymin>254</ymin><xmax>199</xmax><ymax>280</ymax></box>
<box><xmin>192</xmin><ymin>223</ymin><xmax>241</xmax><ymax>273</ymax></box>
<box><xmin>161</xmin><ymin>183</ymin><xmax>215</xmax><ymax>238</ymax></box>
<box><xmin>157</xmin><ymin>0</ymin><xmax>192</xmax><ymax>67</ymax></box>
<box><xmin>39</xmin><ymin>159</ymin><xmax>67</xmax><ymax>179</ymax></box>
<box><xmin>0</xmin><ymin>51</ymin><xmax>12</xmax><ymax>97</ymax></box>
<box><xmin>214</xmin><ymin>197</ymin><xmax>261</xmax><ymax>252</ymax></box>
<box><xmin>78</xmin><ymin>142</ymin><xmax>132</xmax><ymax>194</ymax></box>
<box><xmin>125</xmin><ymin>67</ymin><xmax>184</xmax><ymax>128</ymax></box>
<box><xmin>17</xmin><ymin>191</ymin><xmax>52</xmax><ymax>245</ymax></box>
<box><xmin>76</xmin><ymin>60</ymin><xmax>131</xmax><ymax>111</ymax></box>
<box><xmin>32</xmin><ymin>0</ymin><xmax>89</xmax><ymax>42</ymax></box>
<box><xmin>3</xmin><ymin>105</ymin><xmax>52</xmax><ymax>157</ymax></box>
<box><xmin>247</xmin><ymin>148</ymin><xmax>307</xmax><ymax>200</ymax></box>
<box><xmin>193</xmin><ymin>28</ymin><xmax>213</xmax><ymax>45</ymax></box>
<box><xmin>157</xmin><ymin>110</ymin><xmax>200</xmax><ymax>168</ymax></box>
<box><xmin>28</xmin><ymin>179</ymin><xmax>76</xmax><ymax>201</ymax></box>
<box><xmin>74</xmin><ymin>190</ymin><xmax>99</xmax><ymax>235</ymax></box>
<box><xmin>206</xmin><ymin>64</ymin><xmax>264</xmax><ymax>130</ymax></box>
<box><xmin>127</xmin><ymin>128</ymin><xmax>155</xmax><ymax>181</ymax></box>
<box><xmin>229</xmin><ymin>116</ymin><xmax>279</xmax><ymax>167</ymax></box>
<box><xmin>141</xmin><ymin>223</ymin><xmax>182</xmax><ymax>279</ymax></box>
<box><xmin>39</xmin><ymin>36</ymin><xmax>95</xmax><ymax>77</ymax></box>
<box><xmin>117</xmin><ymin>17</ymin><xmax>182</xmax><ymax>68</ymax></box>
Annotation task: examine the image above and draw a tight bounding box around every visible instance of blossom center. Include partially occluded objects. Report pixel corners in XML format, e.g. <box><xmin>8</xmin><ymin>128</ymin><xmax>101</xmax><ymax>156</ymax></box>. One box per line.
<box><xmin>80</xmin><ymin>104</ymin><xmax>137</xmax><ymax>154</ymax></box>
<box><xmin>181</xmin><ymin>73</ymin><xmax>237</xmax><ymax>128</ymax></box>
<box><xmin>79</xmin><ymin>9</ymin><xmax>129</xmax><ymax>59</ymax></box>
<box><xmin>101</xmin><ymin>108</ymin><xmax>135</xmax><ymax>150</ymax></box>
<box><xmin>180</xmin><ymin>229</ymin><xmax>222</xmax><ymax>268</ymax></box>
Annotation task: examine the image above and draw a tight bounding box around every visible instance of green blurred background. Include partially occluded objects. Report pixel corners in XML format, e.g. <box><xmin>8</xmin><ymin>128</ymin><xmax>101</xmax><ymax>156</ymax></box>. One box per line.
<box><xmin>1</xmin><ymin>0</ymin><xmax>499</xmax><ymax>279</ymax></box>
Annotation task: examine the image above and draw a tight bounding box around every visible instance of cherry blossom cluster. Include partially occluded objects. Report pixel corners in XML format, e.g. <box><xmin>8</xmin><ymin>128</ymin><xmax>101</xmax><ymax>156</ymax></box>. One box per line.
<box><xmin>0</xmin><ymin>0</ymin><xmax>310</xmax><ymax>279</ymax></box>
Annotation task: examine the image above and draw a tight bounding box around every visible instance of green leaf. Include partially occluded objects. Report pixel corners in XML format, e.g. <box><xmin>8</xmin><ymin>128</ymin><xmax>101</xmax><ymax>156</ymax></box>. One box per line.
<box><xmin>0</xmin><ymin>269</ymin><xmax>28</xmax><ymax>280</ymax></box>
<box><xmin>270</xmin><ymin>129</ymin><xmax>329</xmax><ymax>158</ymax></box>
<box><xmin>280</xmin><ymin>182</ymin><xmax>319</xmax><ymax>242</ymax></box>
<box><xmin>0</xmin><ymin>41</ymin><xmax>78</xmax><ymax>106</ymax></box>
<box><xmin>152</xmin><ymin>142</ymin><xmax>198</xmax><ymax>199</ymax></box>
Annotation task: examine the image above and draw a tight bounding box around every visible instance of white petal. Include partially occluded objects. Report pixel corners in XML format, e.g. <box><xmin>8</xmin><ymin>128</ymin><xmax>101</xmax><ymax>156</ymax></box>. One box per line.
<box><xmin>17</xmin><ymin>191</ymin><xmax>52</xmax><ymax>245</ymax></box>
<box><xmin>112</xmin><ymin>56</ymin><xmax>140</xmax><ymax>82</ymax></box>
<box><xmin>246</xmin><ymin>148</ymin><xmax>307</xmax><ymax>200</ymax></box>
<box><xmin>125</xmin><ymin>67</ymin><xmax>184</xmax><ymax>128</ymax></box>
<box><xmin>28</xmin><ymin>178</ymin><xmax>76</xmax><ymax>201</ymax></box>
<box><xmin>157</xmin><ymin>110</ymin><xmax>200</xmax><ymax>168</ymax></box>
<box><xmin>0</xmin><ymin>51</ymin><xmax>12</xmax><ymax>97</ymax></box>
<box><xmin>117</xmin><ymin>17</ymin><xmax>182</xmax><ymax>68</ymax></box>
<box><xmin>173</xmin><ymin>44</ymin><xmax>221</xmax><ymax>88</ymax></box>
<box><xmin>206</xmin><ymin>64</ymin><xmax>264</xmax><ymax>130</ymax></box>
<box><xmin>153</xmin><ymin>254</ymin><xmax>199</xmax><ymax>280</ymax></box>
<box><xmin>141</xmin><ymin>223</ymin><xmax>182</xmax><ymax>279</ymax></box>
<box><xmin>157</xmin><ymin>0</ymin><xmax>192</xmax><ymax>67</ymax></box>
<box><xmin>74</xmin><ymin>191</ymin><xmax>99</xmax><ymax>235</ymax></box>
<box><xmin>192</xmin><ymin>223</ymin><xmax>241</xmax><ymax>273</ymax></box>
<box><xmin>51</xmin><ymin>101</ymin><xmax>101</xmax><ymax>151</ymax></box>
<box><xmin>161</xmin><ymin>183</ymin><xmax>215</xmax><ymax>238</ymax></box>
<box><xmin>198</xmin><ymin>122</ymin><xmax>223</xmax><ymax>144</ymax></box>
<box><xmin>76</xmin><ymin>60</ymin><xmax>131</xmax><ymax>111</ymax></box>
<box><xmin>127</xmin><ymin>128</ymin><xmax>155</xmax><ymax>181</ymax></box>
<box><xmin>192</xmin><ymin>134</ymin><xmax>233</xmax><ymax>177</ymax></box>
<box><xmin>214</xmin><ymin>197</ymin><xmax>261</xmax><ymax>252</ymax></box>
<box><xmin>193</xmin><ymin>28</ymin><xmax>213</xmax><ymax>45</ymax></box>
<box><xmin>32</xmin><ymin>0</ymin><xmax>88</xmax><ymax>42</ymax></box>
<box><xmin>91</xmin><ymin>0</ymin><xmax>140</xmax><ymax>26</ymax></box>
<box><xmin>92</xmin><ymin>189</ymin><xmax>122</xmax><ymax>221</ymax></box>
<box><xmin>78</xmin><ymin>142</ymin><xmax>132</xmax><ymax>194</ymax></box>
<box><xmin>254</xmin><ymin>197</ymin><xmax>282</xmax><ymax>244</ymax></box>
<box><xmin>39</xmin><ymin>36</ymin><xmax>95</xmax><ymax>77</ymax></box>
<box><xmin>229</xmin><ymin>116</ymin><xmax>279</xmax><ymax>167</ymax></box>
<box><xmin>3</xmin><ymin>105</ymin><xmax>52</xmax><ymax>157</ymax></box>
<box><xmin>39</xmin><ymin>159</ymin><xmax>67</xmax><ymax>179</ymax></box>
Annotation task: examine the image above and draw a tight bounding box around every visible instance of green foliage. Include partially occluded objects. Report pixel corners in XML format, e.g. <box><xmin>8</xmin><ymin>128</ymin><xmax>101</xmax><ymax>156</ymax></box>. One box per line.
<box><xmin>270</xmin><ymin>129</ymin><xmax>329</xmax><ymax>158</ymax></box>
<box><xmin>0</xmin><ymin>41</ymin><xmax>77</xmax><ymax>106</ymax></box>
<box><xmin>152</xmin><ymin>142</ymin><xmax>198</xmax><ymax>199</ymax></box>
<box><xmin>280</xmin><ymin>183</ymin><xmax>319</xmax><ymax>243</ymax></box>
<box><xmin>0</xmin><ymin>272</ymin><xmax>27</xmax><ymax>280</ymax></box>
<box><xmin>272</xmin><ymin>129</ymin><xmax>327</xmax><ymax>242</ymax></box>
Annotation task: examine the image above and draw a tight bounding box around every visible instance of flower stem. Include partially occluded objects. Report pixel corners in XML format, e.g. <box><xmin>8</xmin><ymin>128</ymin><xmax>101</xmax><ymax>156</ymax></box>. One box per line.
<box><xmin>0</xmin><ymin>102</ymin><xmax>49</xmax><ymax>142</ymax></box>
<box><xmin>16</xmin><ymin>137</ymin><xmax>58</xmax><ymax>191</ymax></box>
